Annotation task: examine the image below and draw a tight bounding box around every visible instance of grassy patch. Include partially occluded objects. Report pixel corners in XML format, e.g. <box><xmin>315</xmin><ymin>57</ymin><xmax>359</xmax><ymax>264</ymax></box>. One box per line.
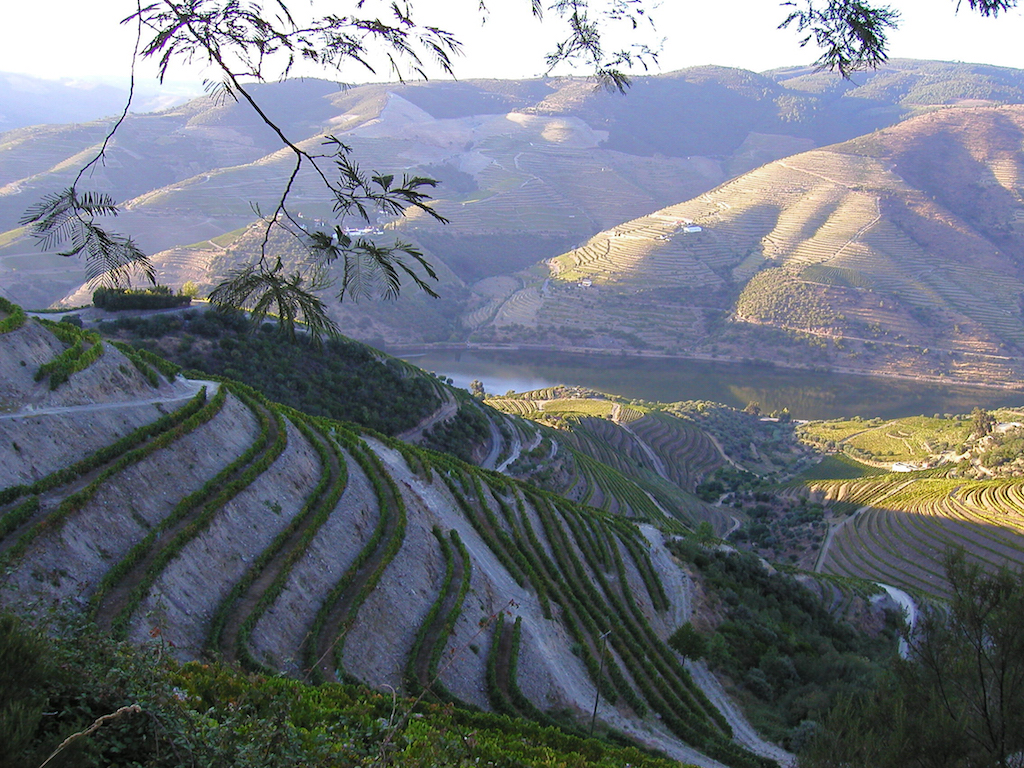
<box><xmin>797</xmin><ymin>454</ymin><xmax>888</xmax><ymax>481</ymax></box>
<box><xmin>541</xmin><ymin>398</ymin><xmax>616</xmax><ymax>417</ymax></box>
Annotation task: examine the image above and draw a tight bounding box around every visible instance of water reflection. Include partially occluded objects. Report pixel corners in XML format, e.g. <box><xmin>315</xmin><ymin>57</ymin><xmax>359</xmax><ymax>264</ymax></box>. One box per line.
<box><xmin>397</xmin><ymin>348</ymin><xmax>1024</xmax><ymax>420</ymax></box>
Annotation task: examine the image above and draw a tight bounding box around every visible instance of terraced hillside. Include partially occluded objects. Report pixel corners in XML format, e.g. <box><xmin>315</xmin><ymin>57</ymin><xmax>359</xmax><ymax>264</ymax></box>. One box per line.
<box><xmin>792</xmin><ymin>410</ymin><xmax>1024</xmax><ymax>599</ymax></box>
<box><xmin>475</xmin><ymin>105</ymin><xmax>1024</xmax><ymax>386</ymax></box>
<box><xmin>808</xmin><ymin>470</ymin><xmax>1024</xmax><ymax>601</ymax></box>
<box><xmin>8</xmin><ymin>61</ymin><xmax>1024</xmax><ymax>350</ymax></box>
<box><xmin>489</xmin><ymin>392</ymin><xmax>757</xmax><ymax>537</ymax></box>
<box><xmin>0</xmin><ymin>304</ymin><xmax>788</xmax><ymax>768</ymax></box>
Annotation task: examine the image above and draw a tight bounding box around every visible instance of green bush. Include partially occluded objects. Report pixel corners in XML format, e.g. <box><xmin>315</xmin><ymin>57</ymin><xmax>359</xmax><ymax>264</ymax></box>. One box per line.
<box><xmin>99</xmin><ymin>309</ymin><xmax>438</xmax><ymax>435</ymax></box>
<box><xmin>92</xmin><ymin>285</ymin><xmax>191</xmax><ymax>311</ymax></box>
<box><xmin>0</xmin><ymin>613</ymin><xmax>57</xmax><ymax>768</ymax></box>
<box><xmin>668</xmin><ymin>623</ymin><xmax>708</xmax><ymax>659</ymax></box>
<box><xmin>0</xmin><ymin>297</ymin><xmax>26</xmax><ymax>334</ymax></box>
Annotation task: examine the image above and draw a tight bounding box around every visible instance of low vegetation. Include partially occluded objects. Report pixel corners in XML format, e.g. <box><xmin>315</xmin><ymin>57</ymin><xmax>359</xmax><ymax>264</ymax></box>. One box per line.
<box><xmin>92</xmin><ymin>285</ymin><xmax>192</xmax><ymax>311</ymax></box>
<box><xmin>0</xmin><ymin>610</ymin><xmax>682</xmax><ymax>768</ymax></box>
<box><xmin>97</xmin><ymin>309</ymin><xmax>440</xmax><ymax>436</ymax></box>
<box><xmin>668</xmin><ymin>541</ymin><xmax>898</xmax><ymax>751</ymax></box>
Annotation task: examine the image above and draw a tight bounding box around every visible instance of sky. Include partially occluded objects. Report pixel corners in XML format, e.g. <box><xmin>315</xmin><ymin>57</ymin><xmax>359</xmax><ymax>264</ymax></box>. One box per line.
<box><xmin>2</xmin><ymin>0</ymin><xmax>1024</xmax><ymax>91</ymax></box>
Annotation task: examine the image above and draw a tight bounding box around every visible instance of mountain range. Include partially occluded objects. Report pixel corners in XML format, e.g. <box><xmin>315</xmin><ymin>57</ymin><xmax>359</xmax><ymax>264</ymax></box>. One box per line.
<box><xmin>3</xmin><ymin>59</ymin><xmax>1024</xmax><ymax>383</ymax></box>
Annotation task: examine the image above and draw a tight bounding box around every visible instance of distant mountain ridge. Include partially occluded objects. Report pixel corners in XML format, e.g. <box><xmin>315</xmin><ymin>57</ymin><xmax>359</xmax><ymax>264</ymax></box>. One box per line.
<box><xmin>3</xmin><ymin>60</ymin><xmax>1024</xmax><ymax>379</ymax></box>
<box><xmin>0</xmin><ymin>71</ymin><xmax>200</xmax><ymax>130</ymax></box>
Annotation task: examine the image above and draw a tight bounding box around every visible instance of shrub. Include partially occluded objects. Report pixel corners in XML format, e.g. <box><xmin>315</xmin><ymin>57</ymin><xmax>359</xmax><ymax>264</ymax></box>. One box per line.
<box><xmin>0</xmin><ymin>297</ymin><xmax>26</xmax><ymax>334</ymax></box>
<box><xmin>668</xmin><ymin>623</ymin><xmax>708</xmax><ymax>660</ymax></box>
<box><xmin>93</xmin><ymin>285</ymin><xmax>191</xmax><ymax>311</ymax></box>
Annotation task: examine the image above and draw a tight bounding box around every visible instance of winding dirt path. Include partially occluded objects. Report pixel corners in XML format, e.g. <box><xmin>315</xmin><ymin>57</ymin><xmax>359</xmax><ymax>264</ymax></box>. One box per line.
<box><xmin>706</xmin><ymin>432</ymin><xmax>745</xmax><ymax>472</ymax></box>
<box><xmin>0</xmin><ymin>378</ymin><xmax>212</xmax><ymax>421</ymax></box>
<box><xmin>495</xmin><ymin>424</ymin><xmax>524</xmax><ymax>473</ymax></box>
<box><xmin>814</xmin><ymin>480</ymin><xmax>914</xmax><ymax>573</ymax></box>
<box><xmin>0</xmin><ymin>385</ymin><xmax>220</xmax><ymax>554</ymax></box>
<box><xmin>686</xmin><ymin>661</ymin><xmax>794</xmax><ymax>767</ymax></box>
<box><xmin>640</xmin><ymin>526</ymin><xmax>795</xmax><ymax>766</ymax></box>
<box><xmin>613</xmin><ymin>408</ymin><xmax>671</xmax><ymax>480</ymax></box>
<box><xmin>480</xmin><ymin>417</ymin><xmax>504</xmax><ymax>470</ymax></box>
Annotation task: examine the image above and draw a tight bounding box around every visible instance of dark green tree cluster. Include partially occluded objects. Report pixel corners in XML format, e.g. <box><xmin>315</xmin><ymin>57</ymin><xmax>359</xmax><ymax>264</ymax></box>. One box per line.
<box><xmin>97</xmin><ymin>309</ymin><xmax>440</xmax><ymax>436</ymax></box>
<box><xmin>668</xmin><ymin>542</ymin><xmax>898</xmax><ymax>748</ymax></box>
<box><xmin>802</xmin><ymin>551</ymin><xmax>1024</xmax><ymax>768</ymax></box>
<box><xmin>421</xmin><ymin>396</ymin><xmax>493</xmax><ymax>463</ymax></box>
<box><xmin>971</xmin><ymin>406</ymin><xmax>996</xmax><ymax>437</ymax></box>
<box><xmin>92</xmin><ymin>286</ymin><xmax>191</xmax><ymax>311</ymax></box>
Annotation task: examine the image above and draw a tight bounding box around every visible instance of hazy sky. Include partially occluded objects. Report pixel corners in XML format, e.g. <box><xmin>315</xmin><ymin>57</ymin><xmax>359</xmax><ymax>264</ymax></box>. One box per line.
<box><xmin>2</xmin><ymin>0</ymin><xmax>1023</xmax><ymax>88</ymax></box>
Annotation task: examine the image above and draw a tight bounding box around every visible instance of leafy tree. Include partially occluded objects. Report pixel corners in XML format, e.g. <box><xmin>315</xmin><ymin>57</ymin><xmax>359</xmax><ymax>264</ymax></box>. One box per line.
<box><xmin>22</xmin><ymin>0</ymin><xmax>1017</xmax><ymax>337</ymax></box>
<box><xmin>972</xmin><ymin>406</ymin><xmax>996</xmax><ymax>437</ymax></box>
<box><xmin>801</xmin><ymin>550</ymin><xmax>1024</xmax><ymax>768</ymax></box>
<box><xmin>695</xmin><ymin>520</ymin><xmax>717</xmax><ymax>547</ymax></box>
<box><xmin>0</xmin><ymin>613</ymin><xmax>58</xmax><ymax>768</ymax></box>
<box><xmin>667</xmin><ymin>623</ymin><xmax>708</xmax><ymax>660</ymax></box>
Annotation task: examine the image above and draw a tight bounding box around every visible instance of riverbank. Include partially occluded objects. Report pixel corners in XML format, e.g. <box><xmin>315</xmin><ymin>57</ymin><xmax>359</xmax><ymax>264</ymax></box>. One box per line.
<box><xmin>389</xmin><ymin>345</ymin><xmax>1024</xmax><ymax>421</ymax></box>
<box><xmin>387</xmin><ymin>341</ymin><xmax>1024</xmax><ymax>393</ymax></box>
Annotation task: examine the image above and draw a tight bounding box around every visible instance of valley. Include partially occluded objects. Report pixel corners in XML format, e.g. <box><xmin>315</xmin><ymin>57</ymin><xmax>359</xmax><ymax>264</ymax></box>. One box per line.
<box><xmin>393</xmin><ymin>345</ymin><xmax>1024</xmax><ymax>420</ymax></box>
<box><xmin>5</xmin><ymin>61</ymin><xmax>1024</xmax><ymax>387</ymax></box>
<box><xmin>5</xmin><ymin>53</ymin><xmax>1024</xmax><ymax>768</ymax></box>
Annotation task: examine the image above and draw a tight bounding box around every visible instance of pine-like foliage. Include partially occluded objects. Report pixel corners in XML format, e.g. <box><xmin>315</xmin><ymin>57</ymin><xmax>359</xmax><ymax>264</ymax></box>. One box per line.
<box><xmin>19</xmin><ymin>188</ymin><xmax>155</xmax><ymax>288</ymax></box>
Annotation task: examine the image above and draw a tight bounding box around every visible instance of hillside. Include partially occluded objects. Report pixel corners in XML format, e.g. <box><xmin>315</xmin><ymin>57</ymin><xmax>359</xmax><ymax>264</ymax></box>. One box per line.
<box><xmin>8</xmin><ymin>295</ymin><xmax>955</xmax><ymax>768</ymax></box>
<box><xmin>470</xmin><ymin>105</ymin><xmax>1024</xmax><ymax>386</ymax></box>
<box><xmin>6</xmin><ymin>61</ymin><xmax>1024</xmax><ymax>348</ymax></box>
<box><xmin>1</xmin><ymin>303</ymin><xmax>795</xmax><ymax>767</ymax></box>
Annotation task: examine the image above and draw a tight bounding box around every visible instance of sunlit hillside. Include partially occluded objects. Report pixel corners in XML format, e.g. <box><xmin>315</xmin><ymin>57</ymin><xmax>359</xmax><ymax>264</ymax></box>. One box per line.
<box><xmin>475</xmin><ymin>105</ymin><xmax>1024</xmax><ymax>385</ymax></box>
<box><xmin>6</xmin><ymin>61</ymin><xmax>1024</xmax><ymax>351</ymax></box>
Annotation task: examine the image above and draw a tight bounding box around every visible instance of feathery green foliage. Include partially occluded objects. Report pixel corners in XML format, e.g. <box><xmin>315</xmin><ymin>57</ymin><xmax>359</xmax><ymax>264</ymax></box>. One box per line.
<box><xmin>20</xmin><ymin>188</ymin><xmax>154</xmax><ymax>287</ymax></box>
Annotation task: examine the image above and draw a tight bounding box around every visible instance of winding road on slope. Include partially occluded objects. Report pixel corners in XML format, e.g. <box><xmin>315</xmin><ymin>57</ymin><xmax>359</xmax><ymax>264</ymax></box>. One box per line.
<box><xmin>639</xmin><ymin>526</ymin><xmax>795</xmax><ymax>768</ymax></box>
<box><xmin>495</xmin><ymin>427</ymin><xmax>523</xmax><ymax>473</ymax></box>
<box><xmin>0</xmin><ymin>377</ymin><xmax>215</xmax><ymax>421</ymax></box>
<box><xmin>395</xmin><ymin>389</ymin><xmax>458</xmax><ymax>444</ymax></box>
<box><xmin>612</xmin><ymin>404</ymin><xmax>671</xmax><ymax>480</ymax></box>
<box><xmin>814</xmin><ymin>480</ymin><xmax>915</xmax><ymax>573</ymax></box>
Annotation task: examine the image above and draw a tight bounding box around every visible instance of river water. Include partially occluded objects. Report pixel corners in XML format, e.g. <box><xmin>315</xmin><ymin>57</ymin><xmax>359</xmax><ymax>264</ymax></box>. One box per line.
<box><xmin>397</xmin><ymin>347</ymin><xmax>1024</xmax><ymax>421</ymax></box>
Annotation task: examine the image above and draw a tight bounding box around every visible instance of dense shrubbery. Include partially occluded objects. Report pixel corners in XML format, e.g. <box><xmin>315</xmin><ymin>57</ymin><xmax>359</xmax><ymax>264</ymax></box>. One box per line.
<box><xmin>421</xmin><ymin>395</ymin><xmax>492</xmax><ymax>462</ymax></box>
<box><xmin>0</xmin><ymin>296</ymin><xmax>27</xmax><ymax>333</ymax></box>
<box><xmin>0</xmin><ymin>609</ymin><xmax>680</xmax><ymax>768</ymax></box>
<box><xmin>97</xmin><ymin>309</ymin><xmax>440</xmax><ymax>436</ymax></box>
<box><xmin>668</xmin><ymin>542</ymin><xmax>898</xmax><ymax>750</ymax></box>
<box><xmin>93</xmin><ymin>286</ymin><xmax>191</xmax><ymax>311</ymax></box>
<box><xmin>736</xmin><ymin>269</ymin><xmax>840</xmax><ymax>330</ymax></box>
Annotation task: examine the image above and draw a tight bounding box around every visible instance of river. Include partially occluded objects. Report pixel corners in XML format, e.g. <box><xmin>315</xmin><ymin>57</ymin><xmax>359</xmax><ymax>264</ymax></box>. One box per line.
<box><xmin>396</xmin><ymin>347</ymin><xmax>1024</xmax><ymax>421</ymax></box>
